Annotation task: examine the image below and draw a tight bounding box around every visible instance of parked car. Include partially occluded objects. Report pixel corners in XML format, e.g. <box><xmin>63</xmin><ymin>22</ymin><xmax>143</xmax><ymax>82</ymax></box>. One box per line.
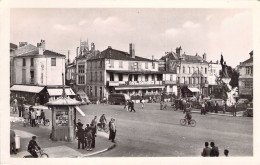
<box><xmin>108</xmin><ymin>93</ymin><xmax>130</xmax><ymax>105</ymax></box>
<box><xmin>236</xmin><ymin>98</ymin><xmax>249</xmax><ymax>112</ymax></box>
<box><xmin>76</xmin><ymin>90</ymin><xmax>91</xmax><ymax>105</ymax></box>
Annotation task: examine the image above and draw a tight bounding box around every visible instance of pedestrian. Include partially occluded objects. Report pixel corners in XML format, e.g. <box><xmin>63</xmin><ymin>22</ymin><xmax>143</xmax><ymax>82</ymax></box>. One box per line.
<box><xmin>10</xmin><ymin>129</ymin><xmax>17</xmax><ymax>154</ymax></box>
<box><xmin>86</xmin><ymin>129</ymin><xmax>93</xmax><ymax>151</ymax></box>
<box><xmin>40</xmin><ymin>110</ymin><xmax>45</xmax><ymax>125</ymax></box>
<box><xmin>141</xmin><ymin>98</ymin><xmax>145</xmax><ymax>109</ymax></box>
<box><xmin>182</xmin><ymin>99</ymin><xmax>187</xmax><ymax>114</ymax></box>
<box><xmin>205</xmin><ymin>101</ymin><xmax>208</xmax><ymax>113</ymax></box>
<box><xmin>110</xmin><ymin>118</ymin><xmax>117</xmax><ymax>143</ymax></box>
<box><xmin>210</xmin><ymin>142</ymin><xmax>219</xmax><ymax>157</ymax></box>
<box><xmin>90</xmin><ymin>123</ymin><xmax>96</xmax><ymax>148</ymax></box>
<box><xmin>75</xmin><ymin>119</ymin><xmax>83</xmax><ymax>137</ymax></box>
<box><xmin>224</xmin><ymin>149</ymin><xmax>229</xmax><ymax>157</ymax></box>
<box><xmin>77</xmin><ymin>123</ymin><xmax>85</xmax><ymax>149</ymax></box>
<box><xmin>91</xmin><ymin>116</ymin><xmax>98</xmax><ymax>134</ymax></box>
<box><xmin>99</xmin><ymin>114</ymin><xmax>107</xmax><ymax>129</ymax></box>
<box><xmin>130</xmin><ymin>100</ymin><xmax>136</xmax><ymax>112</ymax></box>
<box><xmin>108</xmin><ymin>118</ymin><xmax>113</xmax><ymax>140</ymax></box>
<box><xmin>36</xmin><ymin>109</ymin><xmax>41</xmax><ymax>124</ymax></box>
<box><xmin>12</xmin><ymin>97</ymin><xmax>18</xmax><ymax>114</ymax></box>
<box><xmin>28</xmin><ymin>107</ymin><xmax>32</xmax><ymax>125</ymax></box>
<box><xmin>201</xmin><ymin>142</ymin><xmax>211</xmax><ymax>157</ymax></box>
<box><xmin>201</xmin><ymin>101</ymin><xmax>205</xmax><ymax>115</ymax></box>
<box><xmin>160</xmin><ymin>101</ymin><xmax>163</xmax><ymax>110</ymax></box>
<box><xmin>31</xmin><ymin>109</ymin><xmax>36</xmax><ymax>127</ymax></box>
<box><xmin>215</xmin><ymin>101</ymin><xmax>219</xmax><ymax>113</ymax></box>
<box><xmin>233</xmin><ymin>103</ymin><xmax>237</xmax><ymax>117</ymax></box>
<box><xmin>124</xmin><ymin>100</ymin><xmax>129</xmax><ymax>111</ymax></box>
<box><xmin>223</xmin><ymin>102</ymin><xmax>227</xmax><ymax>114</ymax></box>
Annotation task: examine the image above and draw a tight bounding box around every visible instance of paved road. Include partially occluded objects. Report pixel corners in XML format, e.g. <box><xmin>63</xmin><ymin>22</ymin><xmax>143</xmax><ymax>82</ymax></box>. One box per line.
<box><xmin>72</xmin><ymin>103</ymin><xmax>252</xmax><ymax>157</ymax></box>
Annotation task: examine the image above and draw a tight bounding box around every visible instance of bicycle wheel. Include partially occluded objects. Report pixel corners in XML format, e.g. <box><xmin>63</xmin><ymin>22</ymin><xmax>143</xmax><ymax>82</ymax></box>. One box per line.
<box><xmin>180</xmin><ymin>119</ymin><xmax>186</xmax><ymax>126</ymax></box>
<box><xmin>190</xmin><ymin>119</ymin><xmax>196</xmax><ymax>127</ymax></box>
<box><xmin>40</xmin><ymin>153</ymin><xmax>49</xmax><ymax>158</ymax></box>
<box><xmin>45</xmin><ymin>119</ymin><xmax>50</xmax><ymax>126</ymax></box>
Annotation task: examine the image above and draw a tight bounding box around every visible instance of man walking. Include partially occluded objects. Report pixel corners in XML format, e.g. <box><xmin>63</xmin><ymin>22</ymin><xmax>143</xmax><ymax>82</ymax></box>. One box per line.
<box><xmin>201</xmin><ymin>101</ymin><xmax>206</xmax><ymax>115</ymax></box>
<box><xmin>110</xmin><ymin>118</ymin><xmax>117</xmax><ymax>143</ymax></box>
<box><xmin>90</xmin><ymin>123</ymin><xmax>96</xmax><ymax>148</ymax></box>
<box><xmin>91</xmin><ymin>116</ymin><xmax>98</xmax><ymax>134</ymax></box>
<box><xmin>233</xmin><ymin>103</ymin><xmax>237</xmax><ymax>117</ymax></box>
<box><xmin>108</xmin><ymin>118</ymin><xmax>113</xmax><ymax>140</ymax></box>
<box><xmin>130</xmin><ymin>100</ymin><xmax>136</xmax><ymax>112</ymax></box>
<box><xmin>31</xmin><ymin>109</ymin><xmax>36</xmax><ymax>127</ymax></box>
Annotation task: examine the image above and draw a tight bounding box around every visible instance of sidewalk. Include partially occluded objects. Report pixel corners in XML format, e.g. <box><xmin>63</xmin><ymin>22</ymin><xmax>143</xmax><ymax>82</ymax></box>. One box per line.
<box><xmin>10</xmin><ymin>114</ymin><xmax>116</xmax><ymax>158</ymax></box>
<box><xmin>191</xmin><ymin>109</ymin><xmax>243</xmax><ymax>117</ymax></box>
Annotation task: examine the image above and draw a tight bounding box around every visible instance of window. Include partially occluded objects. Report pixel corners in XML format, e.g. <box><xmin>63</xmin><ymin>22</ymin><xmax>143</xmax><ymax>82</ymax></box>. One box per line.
<box><xmin>129</xmin><ymin>74</ymin><xmax>132</xmax><ymax>81</ymax></box>
<box><xmin>23</xmin><ymin>58</ymin><xmax>26</xmax><ymax>66</ymax></box>
<box><xmin>90</xmin><ymin>72</ymin><xmax>92</xmax><ymax>81</ymax></box>
<box><xmin>183</xmin><ymin>77</ymin><xmax>186</xmax><ymax>84</ymax></box>
<box><xmin>119</xmin><ymin>61</ymin><xmax>123</xmax><ymax>68</ymax></box>
<box><xmin>205</xmin><ymin>77</ymin><xmax>207</xmax><ymax>83</ymax></box>
<box><xmin>100</xmin><ymin>61</ymin><xmax>103</xmax><ymax>68</ymax></box>
<box><xmin>30</xmin><ymin>70</ymin><xmax>34</xmax><ymax>84</ymax></box>
<box><xmin>134</xmin><ymin>75</ymin><xmax>138</xmax><ymax>81</ymax></box>
<box><xmin>95</xmin><ymin>72</ymin><xmax>98</xmax><ymax>81</ymax></box>
<box><xmin>119</xmin><ymin>74</ymin><xmax>123</xmax><ymax>81</ymax></box>
<box><xmin>192</xmin><ymin>67</ymin><xmax>194</xmax><ymax>73</ymax></box>
<box><xmin>78</xmin><ymin>75</ymin><xmax>85</xmax><ymax>84</ymax></box>
<box><xmin>177</xmin><ymin>77</ymin><xmax>180</xmax><ymax>83</ymax></box>
<box><xmin>145</xmin><ymin>75</ymin><xmax>149</xmax><ymax>81</ymax></box>
<box><xmin>183</xmin><ymin>66</ymin><xmax>185</xmax><ymax>73</ymax></box>
<box><xmin>201</xmin><ymin>77</ymin><xmax>204</xmax><ymax>84</ymax></box>
<box><xmin>201</xmin><ymin>67</ymin><xmax>203</xmax><ymax>73</ymax></box>
<box><xmin>188</xmin><ymin>67</ymin><xmax>190</xmax><ymax>73</ymax></box>
<box><xmin>145</xmin><ymin>62</ymin><xmax>148</xmax><ymax>69</ymax></box>
<box><xmin>170</xmin><ymin>75</ymin><xmax>173</xmax><ymax>81</ymax></box>
<box><xmin>100</xmin><ymin>71</ymin><xmax>103</xmax><ymax>82</ymax></box>
<box><xmin>110</xmin><ymin>73</ymin><xmax>114</xmax><ymax>81</ymax></box>
<box><xmin>110</xmin><ymin>60</ymin><xmax>114</xmax><ymax>68</ymax></box>
<box><xmin>152</xmin><ymin>75</ymin><xmax>155</xmax><ymax>81</ymax></box>
<box><xmin>245</xmin><ymin>81</ymin><xmax>253</xmax><ymax>89</ymax></box>
<box><xmin>197</xmin><ymin>67</ymin><xmax>199</xmax><ymax>72</ymax></box>
<box><xmin>51</xmin><ymin>58</ymin><xmax>56</xmax><ymax>66</ymax></box>
<box><xmin>152</xmin><ymin>63</ymin><xmax>155</xmax><ymax>69</ymax></box>
<box><xmin>95</xmin><ymin>86</ymin><xmax>97</xmax><ymax>97</ymax></box>
<box><xmin>189</xmin><ymin>77</ymin><xmax>191</xmax><ymax>84</ymax></box>
<box><xmin>78</xmin><ymin>65</ymin><xmax>85</xmax><ymax>73</ymax></box>
<box><xmin>30</xmin><ymin>58</ymin><xmax>34</xmax><ymax>66</ymax></box>
<box><xmin>157</xmin><ymin>74</ymin><xmax>162</xmax><ymax>81</ymax></box>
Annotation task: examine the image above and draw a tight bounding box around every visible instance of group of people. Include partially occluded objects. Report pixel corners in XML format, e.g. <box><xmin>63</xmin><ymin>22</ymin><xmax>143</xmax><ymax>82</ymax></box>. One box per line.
<box><xmin>11</xmin><ymin>96</ymin><xmax>25</xmax><ymax>117</ymax></box>
<box><xmin>201</xmin><ymin>141</ymin><xmax>229</xmax><ymax>157</ymax></box>
<box><xmin>124</xmin><ymin>100</ymin><xmax>136</xmax><ymax>112</ymax></box>
<box><xmin>76</xmin><ymin>115</ymin><xmax>117</xmax><ymax>150</ymax></box>
<box><xmin>24</xmin><ymin>106</ymin><xmax>46</xmax><ymax>127</ymax></box>
<box><xmin>76</xmin><ymin>118</ymin><xmax>97</xmax><ymax>151</ymax></box>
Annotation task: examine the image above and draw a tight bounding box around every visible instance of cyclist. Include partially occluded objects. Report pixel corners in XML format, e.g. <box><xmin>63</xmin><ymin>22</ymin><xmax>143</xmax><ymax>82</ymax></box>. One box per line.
<box><xmin>99</xmin><ymin>114</ymin><xmax>107</xmax><ymax>129</ymax></box>
<box><xmin>27</xmin><ymin>136</ymin><xmax>41</xmax><ymax>158</ymax></box>
<box><xmin>184</xmin><ymin>103</ymin><xmax>192</xmax><ymax>124</ymax></box>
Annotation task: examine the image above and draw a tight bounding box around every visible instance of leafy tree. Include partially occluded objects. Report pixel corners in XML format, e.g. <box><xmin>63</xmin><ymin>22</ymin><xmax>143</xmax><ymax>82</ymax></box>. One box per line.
<box><xmin>219</xmin><ymin>66</ymin><xmax>239</xmax><ymax>89</ymax></box>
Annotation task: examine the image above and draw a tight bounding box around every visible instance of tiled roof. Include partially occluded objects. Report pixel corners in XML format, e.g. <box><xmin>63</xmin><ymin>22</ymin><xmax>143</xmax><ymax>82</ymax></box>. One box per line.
<box><xmin>88</xmin><ymin>47</ymin><xmax>153</xmax><ymax>62</ymax></box>
<box><xmin>160</xmin><ymin>52</ymin><xmax>178</xmax><ymax>60</ymax></box>
<box><xmin>241</xmin><ymin>57</ymin><xmax>253</xmax><ymax>64</ymax></box>
<box><xmin>14</xmin><ymin>44</ymin><xmax>65</xmax><ymax>57</ymax></box>
<box><xmin>182</xmin><ymin>54</ymin><xmax>207</xmax><ymax>63</ymax></box>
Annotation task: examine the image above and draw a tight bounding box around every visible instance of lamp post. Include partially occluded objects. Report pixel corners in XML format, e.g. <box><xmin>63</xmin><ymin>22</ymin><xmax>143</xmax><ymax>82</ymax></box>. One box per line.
<box><xmin>177</xmin><ymin>56</ymin><xmax>183</xmax><ymax>99</ymax></box>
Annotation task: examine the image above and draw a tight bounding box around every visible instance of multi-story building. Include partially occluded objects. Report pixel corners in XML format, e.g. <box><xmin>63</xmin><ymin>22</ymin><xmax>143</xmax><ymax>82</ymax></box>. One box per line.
<box><xmin>66</xmin><ymin>59</ymin><xmax>76</xmax><ymax>91</ymax></box>
<box><xmin>76</xmin><ymin>44</ymin><xmax>175</xmax><ymax>102</ymax></box>
<box><xmin>10</xmin><ymin>43</ymin><xmax>18</xmax><ymax>86</ymax></box>
<box><xmin>208</xmin><ymin>60</ymin><xmax>222</xmax><ymax>96</ymax></box>
<box><xmin>238</xmin><ymin>50</ymin><xmax>253</xmax><ymax>101</ymax></box>
<box><xmin>10</xmin><ymin>40</ymin><xmax>75</xmax><ymax>105</ymax></box>
<box><xmin>161</xmin><ymin>46</ymin><xmax>209</xmax><ymax>98</ymax></box>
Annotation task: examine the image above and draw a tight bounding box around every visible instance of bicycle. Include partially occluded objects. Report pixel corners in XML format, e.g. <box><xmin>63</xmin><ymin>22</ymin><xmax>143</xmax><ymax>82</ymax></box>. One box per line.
<box><xmin>35</xmin><ymin>118</ymin><xmax>50</xmax><ymax>127</ymax></box>
<box><xmin>23</xmin><ymin>149</ymin><xmax>49</xmax><ymax>158</ymax></box>
<box><xmin>97</xmin><ymin>122</ymin><xmax>109</xmax><ymax>133</ymax></box>
<box><xmin>180</xmin><ymin>118</ymin><xmax>196</xmax><ymax>127</ymax></box>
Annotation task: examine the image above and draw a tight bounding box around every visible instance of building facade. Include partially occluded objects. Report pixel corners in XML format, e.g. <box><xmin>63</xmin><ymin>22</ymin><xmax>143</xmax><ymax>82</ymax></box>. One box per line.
<box><xmin>10</xmin><ymin>40</ymin><xmax>75</xmax><ymax>105</ymax></box>
<box><xmin>161</xmin><ymin>46</ymin><xmax>209</xmax><ymax>98</ymax></box>
<box><xmin>238</xmin><ymin>50</ymin><xmax>253</xmax><ymax>101</ymax></box>
<box><xmin>208</xmin><ymin>60</ymin><xmax>222</xmax><ymax>96</ymax></box>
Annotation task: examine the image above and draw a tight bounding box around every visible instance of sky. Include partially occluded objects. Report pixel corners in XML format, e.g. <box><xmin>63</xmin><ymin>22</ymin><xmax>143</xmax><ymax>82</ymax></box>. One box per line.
<box><xmin>10</xmin><ymin>8</ymin><xmax>253</xmax><ymax>67</ymax></box>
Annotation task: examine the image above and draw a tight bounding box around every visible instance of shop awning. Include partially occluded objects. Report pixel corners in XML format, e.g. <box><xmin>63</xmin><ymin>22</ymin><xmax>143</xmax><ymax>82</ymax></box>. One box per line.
<box><xmin>115</xmin><ymin>85</ymin><xmax>165</xmax><ymax>90</ymax></box>
<box><xmin>47</xmin><ymin>88</ymin><xmax>75</xmax><ymax>96</ymax></box>
<box><xmin>188</xmin><ymin>87</ymin><xmax>200</xmax><ymax>93</ymax></box>
<box><xmin>75</xmin><ymin>106</ymin><xmax>85</xmax><ymax>116</ymax></box>
<box><xmin>10</xmin><ymin>85</ymin><xmax>44</xmax><ymax>93</ymax></box>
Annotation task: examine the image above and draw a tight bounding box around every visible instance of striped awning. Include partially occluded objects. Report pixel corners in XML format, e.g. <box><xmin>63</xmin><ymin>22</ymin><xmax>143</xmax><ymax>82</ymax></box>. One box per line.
<box><xmin>10</xmin><ymin>85</ymin><xmax>44</xmax><ymax>93</ymax></box>
<box><xmin>47</xmin><ymin>88</ymin><xmax>75</xmax><ymax>96</ymax></box>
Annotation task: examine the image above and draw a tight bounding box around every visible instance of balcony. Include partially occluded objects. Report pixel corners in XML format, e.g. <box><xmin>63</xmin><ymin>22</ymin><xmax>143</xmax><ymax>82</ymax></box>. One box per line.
<box><xmin>107</xmin><ymin>81</ymin><xmax>163</xmax><ymax>87</ymax></box>
<box><xmin>163</xmin><ymin>80</ymin><xmax>176</xmax><ymax>85</ymax></box>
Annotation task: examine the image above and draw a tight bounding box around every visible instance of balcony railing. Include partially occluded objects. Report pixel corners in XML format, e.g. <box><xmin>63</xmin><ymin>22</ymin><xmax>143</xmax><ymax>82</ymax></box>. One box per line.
<box><xmin>107</xmin><ymin>81</ymin><xmax>163</xmax><ymax>87</ymax></box>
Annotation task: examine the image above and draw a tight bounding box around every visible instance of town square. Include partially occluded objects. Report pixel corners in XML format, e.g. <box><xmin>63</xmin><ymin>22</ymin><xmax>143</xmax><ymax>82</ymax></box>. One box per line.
<box><xmin>3</xmin><ymin>7</ymin><xmax>256</xmax><ymax>160</ymax></box>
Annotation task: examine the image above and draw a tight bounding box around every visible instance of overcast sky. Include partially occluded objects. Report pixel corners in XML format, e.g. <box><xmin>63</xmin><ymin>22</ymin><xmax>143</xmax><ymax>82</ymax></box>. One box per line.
<box><xmin>11</xmin><ymin>8</ymin><xmax>252</xmax><ymax>67</ymax></box>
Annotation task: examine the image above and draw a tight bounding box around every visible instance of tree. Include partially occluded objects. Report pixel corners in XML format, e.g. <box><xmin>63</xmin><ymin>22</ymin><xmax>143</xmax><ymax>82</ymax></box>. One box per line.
<box><xmin>213</xmin><ymin>82</ymin><xmax>230</xmax><ymax>101</ymax></box>
<box><xmin>219</xmin><ymin>66</ymin><xmax>239</xmax><ymax>89</ymax></box>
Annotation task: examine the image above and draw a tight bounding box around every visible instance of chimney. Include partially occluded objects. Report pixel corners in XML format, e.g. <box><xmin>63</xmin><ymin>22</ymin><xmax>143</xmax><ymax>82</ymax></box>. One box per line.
<box><xmin>202</xmin><ymin>53</ymin><xmax>207</xmax><ymax>61</ymax></box>
<box><xmin>76</xmin><ymin>47</ymin><xmax>79</xmax><ymax>57</ymax></box>
<box><xmin>108</xmin><ymin>46</ymin><xmax>112</xmax><ymax>49</ymax></box>
<box><xmin>249</xmin><ymin>50</ymin><xmax>253</xmax><ymax>58</ymax></box>
<box><xmin>176</xmin><ymin>46</ymin><xmax>182</xmax><ymax>55</ymax></box>
<box><xmin>37</xmin><ymin>40</ymin><xmax>45</xmax><ymax>55</ymax></box>
<box><xmin>19</xmin><ymin>42</ymin><xmax>28</xmax><ymax>47</ymax></box>
<box><xmin>129</xmin><ymin>43</ymin><xmax>135</xmax><ymax>58</ymax></box>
